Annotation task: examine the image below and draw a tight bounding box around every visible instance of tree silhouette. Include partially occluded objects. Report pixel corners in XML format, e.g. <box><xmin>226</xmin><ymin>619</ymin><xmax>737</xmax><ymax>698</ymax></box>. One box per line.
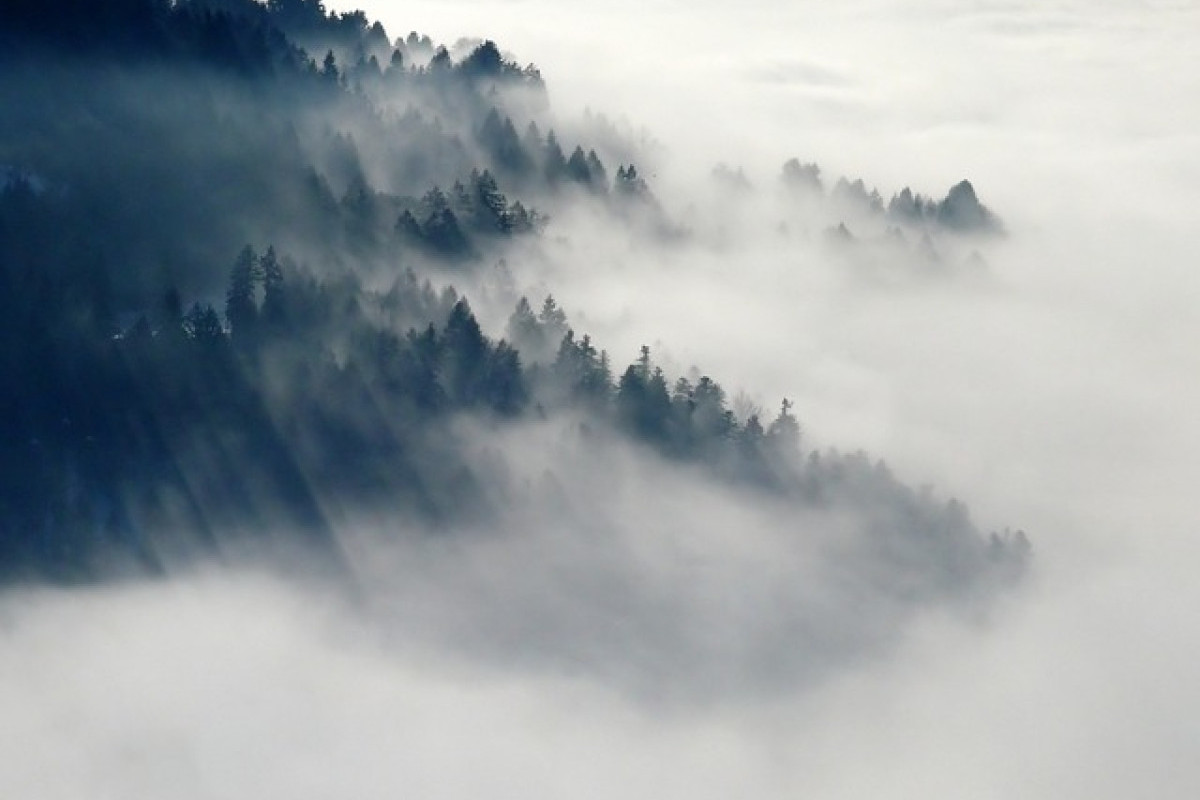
<box><xmin>259</xmin><ymin>246</ymin><xmax>286</xmax><ymax>329</ymax></box>
<box><xmin>225</xmin><ymin>245</ymin><xmax>260</xmax><ymax>346</ymax></box>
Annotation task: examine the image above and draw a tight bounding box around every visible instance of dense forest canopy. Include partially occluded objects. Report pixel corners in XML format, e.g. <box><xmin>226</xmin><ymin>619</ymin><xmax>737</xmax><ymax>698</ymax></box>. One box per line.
<box><xmin>0</xmin><ymin>0</ymin><xmax>1025</xmax><ymax>682</ymax></box>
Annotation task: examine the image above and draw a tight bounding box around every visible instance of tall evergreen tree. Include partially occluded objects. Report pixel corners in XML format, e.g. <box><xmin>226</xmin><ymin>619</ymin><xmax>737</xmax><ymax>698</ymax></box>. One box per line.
<box><xmin>585</xmin><ymin>149</ymin><xmax>608</xmax><ymax>191</ymax></box>
<box><xmin>259</xmin><ymin>246</ymin><xmax>285</xmax><ymax>329</ymax></box>
<box><xmin>566</xmin><ymin>145</ymin><xmax>591</xmax><ymax>184</ymax></box>
<box><xmin>538</xmin><ymin>295</ymin><xmax>568</xmax><ymax>343</ymax></box>
<box><xmin>543</xmin><ymin>130</ymin><xmax>567</xmax><ymax>185</ymax></box>
<box><xmin>225</xmin><ymin>245</ymin><xmax>260</xmax><ymax>346</ymax></box>
<box><xmin>767</xmin><ymin>398</ymin><xmax>802</xmax><ymax>454</ymax></box>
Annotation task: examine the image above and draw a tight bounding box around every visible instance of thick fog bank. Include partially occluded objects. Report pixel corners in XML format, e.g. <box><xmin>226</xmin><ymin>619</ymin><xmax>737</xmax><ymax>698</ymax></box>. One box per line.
<box><xmin>4</xmin><ymin>551</ymin><xmax>1194</xmax><ymax>798</ymax></box>
<box><xmin>350</xmin><ymin>0</ymin><xmax>1200</xmax><ymax>796</ymax></box>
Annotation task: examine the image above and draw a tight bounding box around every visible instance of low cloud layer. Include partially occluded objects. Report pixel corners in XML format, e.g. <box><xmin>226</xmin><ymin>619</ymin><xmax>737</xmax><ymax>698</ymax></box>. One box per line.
<box><xmin>3</xmin><ymin>0</ymin><xmax>1199</xmax><ymax>797</ymax></box>
<box><xmin>328</xmin><ymin>0</ymin><xmax>1200</xmax><ymax>795</ymax></box>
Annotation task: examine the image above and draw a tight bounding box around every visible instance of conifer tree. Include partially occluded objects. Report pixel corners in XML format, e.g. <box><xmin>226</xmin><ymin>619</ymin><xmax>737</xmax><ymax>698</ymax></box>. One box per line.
<box><xmin>225</xmin><ymin>245</ymin><xmax>260</xmax><ymax>346</ymax></box>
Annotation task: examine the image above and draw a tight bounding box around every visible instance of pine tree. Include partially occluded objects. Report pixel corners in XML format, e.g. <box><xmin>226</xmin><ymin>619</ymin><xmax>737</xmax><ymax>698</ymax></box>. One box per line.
<box><xmin>538</xmin><ymin>295</ymin><xmax>568</xmax><ymax>344</ymax></box>
<box><xmin>442</xmin><ymin>299</ymin><xmax>488</xmax><ymax>404</ymax></box>
<box><xmin>767</xmin><ymin>398</ymin><xmax>801</xmax><ymax>452</ymax></box>
<box><xmin>321</xmin><ymin>50</ymin><xmax>339</xmax><ymax>82</ymax></box>
<box><xmin>225</xmin><ymin>245</ymin><xmax>259</xmax><ymax>346</ymax></box>
<box><xmin>472</xmin><ymin>169</ymin><xmax>510</xmax><ymax>233</ymax></box>
<box><xmin>586</xmin><ymin>150</ymin><xmax>608</xmax><ymax>191</ymax></box>
<box><xmin>505</xmin><ymin>296</ymin><xmax>543</xmax><ymax>358</ymax></box>
<box><xmin>259</xmin><ymin>246</ymin><xmax>285</xmax><ymax>330</ymax></box>
<box><xmin>184</xmin><ymin>302</ymin><xmax>224</xmax><ymax>344</ymax></box>
<box><xmin>566</xmin><ymin>145</ymin><xmax>591</xmax><ymax>184</ymax></box>
<box><xmin>543</xmin><ymin>130</ymin><xmax>567</xmax><ymax>185</ymax></box>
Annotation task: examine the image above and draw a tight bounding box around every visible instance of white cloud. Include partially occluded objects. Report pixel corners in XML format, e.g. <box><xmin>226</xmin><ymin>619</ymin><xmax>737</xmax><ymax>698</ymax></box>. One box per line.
<box><xmin>5</xmin><ymin>0</ymin><xmax>1200</xmax><ymax>796</ymax></box>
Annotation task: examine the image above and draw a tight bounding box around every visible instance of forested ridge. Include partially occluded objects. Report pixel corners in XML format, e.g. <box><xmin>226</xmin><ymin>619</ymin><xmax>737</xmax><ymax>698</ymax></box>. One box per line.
<box><xmin>0</xmin><ymin>0</ymin><xmax>1026</xmax><ymax>590</ymax></box>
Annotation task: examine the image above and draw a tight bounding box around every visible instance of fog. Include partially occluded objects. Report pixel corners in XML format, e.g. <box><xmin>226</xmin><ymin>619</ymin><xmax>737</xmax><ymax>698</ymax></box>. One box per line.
<box><xmin>4</xmin><ymin>0</ymin><xmax>1200</xmax><ymax>796</ymax></box>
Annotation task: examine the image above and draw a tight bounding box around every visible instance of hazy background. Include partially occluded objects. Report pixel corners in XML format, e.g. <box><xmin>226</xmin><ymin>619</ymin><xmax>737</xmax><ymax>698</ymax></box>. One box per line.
<box><xmin>3</xmin><ymin>0</ymin><xmax>1199</xmax><ymax>797</ymax></box>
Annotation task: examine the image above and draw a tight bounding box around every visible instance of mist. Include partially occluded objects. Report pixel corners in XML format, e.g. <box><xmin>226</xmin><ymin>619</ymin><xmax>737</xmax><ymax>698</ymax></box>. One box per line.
<box><xmin>357</xmin><ymin>1</ymin><xmax>1200</xmax><ymax>796</ymax></box>
<box><xmin>3</xmin><ymin>0</ymin><xmax>1198</xmax><ymax>797</ymax></box>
